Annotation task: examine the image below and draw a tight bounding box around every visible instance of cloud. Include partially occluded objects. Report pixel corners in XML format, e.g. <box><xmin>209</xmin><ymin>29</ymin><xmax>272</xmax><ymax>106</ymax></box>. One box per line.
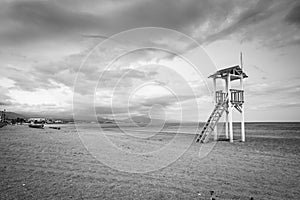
<box><xmin>250</xmin><ymin>102</ymin><xmax>300</xmax><ymax>110</ymax></box>
<box><xmin>95</xmin><ymin>105</ymin><xmax>130</xmax><ymax>115</ymax></box>
<box><xmin>0</xmin><ymin>102</ymin><xmax>11</xmax><ymax>106</ymax></box>
<box><xmin>0</xmin><ymin>95</ymin><xmax>13</xmax><ymax>107</ymax></box>
<box><xmin>201</xmin><ymin>0</ymin><xmax>275</xmax><ymax>44</ymax></box>
<box><xmin>0</xmin><ymin>0</ymin><xmax>269</xmax><ymax>48</ymax></box>
<box><xmin>81</xmin><ymin>34</ymin><xmax>111</xmax><ymax>40</ymax></box>
<box><xmin>1</xmin><ymin>0</ymin><xmax>297</xmax><ymax>53</ymax></box>
<box><xmin>242</xmin><ymin>1</ymin><xmax>300</xmax><ymax>48</ymax></box>
<box><xmin>93</xmin><ymin>92</ymin><xmax>197</xmax><ymax>119</ymax></box>
<box><xmin>0</xmin><ymin>1</ymin><xmax>104</xmax><ymax>46</ymax></box>
<box><xmin>285</xmin><ymin>3</ymin><xmax>300</xmax><ymax>27</ymax></box>
<box><xmin>0</xmin><ymin>86</ymin><xmax>28</xmax><ymax>111</ymax></box>
<box><xmin>1</xmin><ymin>68</ymin><xmax>51</xmax><ymax>92</ymax></box>
<box><xmin>247</xmin><ymin>78</ymin><xmax>300</xmax><ymax>96</ymax></box>
<box><xmin>246</xmin><ymin>77</ymin><xmax>300</xmax><ymax>112</ymax></box>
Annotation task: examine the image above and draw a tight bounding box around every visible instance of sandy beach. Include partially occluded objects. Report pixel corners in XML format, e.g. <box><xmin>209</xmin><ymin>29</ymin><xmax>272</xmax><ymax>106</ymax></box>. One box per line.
<box><xmin>0</xmin><ymin>123</ymin><xmax>299</xmax><ymax>199</ymax></box>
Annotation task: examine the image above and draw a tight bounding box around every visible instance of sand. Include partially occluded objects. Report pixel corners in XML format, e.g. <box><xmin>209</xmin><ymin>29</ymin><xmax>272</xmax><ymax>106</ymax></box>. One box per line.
<box><xmin>0</xmin><ymin>123</ymin><xmax>299</xmax><ymax>199</ymax></box>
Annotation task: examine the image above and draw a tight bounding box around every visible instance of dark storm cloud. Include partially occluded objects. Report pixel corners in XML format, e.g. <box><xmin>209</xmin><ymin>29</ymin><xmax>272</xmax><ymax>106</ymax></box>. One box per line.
<box><xmin>0</xmin><ymin>0</ymin><xmax>107</xmax><ymax>46</ymax></box>
<box><xmin>0</xmin><ymin>0</ymin><xmax>273</xmax><ymax>47</ymax></box>
<box><xmin>117</xmin><ymin>0</ymin><xmax>214</xmax><ymax>31</ymax></box>
<box><xmin>0</xmin><ymin>102</ymin><xmax>11</xmax><ymax>106</ymax></box>
<box><xmin>203</xmin><ymin>0</ymin><xmax>275</xmax><ymax>44</ymax></box>
<box><xmin>0</xmin><ymin>0</ymin><xmax>288</xmax><ymax>90</ymax></box>
<box><xmin>285</xmin><ymin>3</ymin><xmax>300</xmax><ymax>26</ymax></box>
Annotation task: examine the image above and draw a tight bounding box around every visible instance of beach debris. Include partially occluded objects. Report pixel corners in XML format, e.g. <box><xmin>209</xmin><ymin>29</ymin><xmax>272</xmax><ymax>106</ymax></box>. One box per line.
<box><xmin>49</xmin><ymin>126</ymin><xmax>61</xmax><ymax>130</ymax></box>
<box><xmin>210</xmin><ymin>190</ymin><xmax>216</xmax><ymax>200</ymax></box>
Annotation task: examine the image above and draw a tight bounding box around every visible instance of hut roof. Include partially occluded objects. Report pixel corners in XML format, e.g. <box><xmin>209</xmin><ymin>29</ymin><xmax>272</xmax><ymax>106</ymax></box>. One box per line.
<box><xmin>208</xmin><ymin>65</ymin><xmax>248</xmax><ymax>81</ymax></box>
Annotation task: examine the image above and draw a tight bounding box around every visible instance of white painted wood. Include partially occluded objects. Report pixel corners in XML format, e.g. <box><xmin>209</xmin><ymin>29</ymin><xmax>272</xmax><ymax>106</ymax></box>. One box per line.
<box><xmin>228</xmin><ymin>74</ymin><xmax>233</xmax><ymax>142</ymax></box>
<box><xmin>213</xmin><ymin>77</ymin><xmax>217</xmax><ymax>103</ymax></box>
<box><xmin>241</xmin><ymin>105</ymin><xmax>245</xmax><ymax>142</ymax></box>
<box><xmin>213</xmin><ymin>78</ymin><xmax>218</xmax><ymax>141</ymax></box>
<box><xmin>225</xmin><ymin>78</ymin><xmax>229</xmax><ymax>139</ymax></box>
<box><xmin>225</xmin><ymin>113</ymin><xmax>229</xmax><ymax>139</ymax></box>
<box><xmin>240</xmin><ymin>53</ymin><xmax>245</xmax><ymax>142</ymax></box>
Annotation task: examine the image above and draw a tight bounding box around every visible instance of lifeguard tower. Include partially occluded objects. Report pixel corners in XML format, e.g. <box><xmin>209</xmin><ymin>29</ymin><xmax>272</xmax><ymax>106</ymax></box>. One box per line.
<box><xmin>196</xmin><ymin>55</ymin><xmax>248</xmax><ymax>143</ymax></box>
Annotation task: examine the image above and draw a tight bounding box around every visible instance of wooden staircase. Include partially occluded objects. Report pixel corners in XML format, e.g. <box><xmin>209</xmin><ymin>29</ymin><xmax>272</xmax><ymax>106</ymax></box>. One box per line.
<box><xmin>195</xmin><ymin>100</ymin><xmax>228</xmax><ymax>143</ymax></box>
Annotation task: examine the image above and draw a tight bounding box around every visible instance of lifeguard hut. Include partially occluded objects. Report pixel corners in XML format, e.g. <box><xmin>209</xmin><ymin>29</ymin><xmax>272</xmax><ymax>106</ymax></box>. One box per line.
<box><xmin>196</xmin><ymin>54</ymin><xmax>248</xmax><ymax>143</ymax></box>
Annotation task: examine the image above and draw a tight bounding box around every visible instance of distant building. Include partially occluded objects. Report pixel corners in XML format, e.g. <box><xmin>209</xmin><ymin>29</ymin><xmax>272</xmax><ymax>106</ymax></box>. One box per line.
<box><xmin>54</xmin><ymin>120</ymin><xmax>63</xmax><ymax>124</ymax></box>
<box><xmin>28</xmin><ymin>118</ymin><xmax>46</xmax><ymax>123</ymax></box>
<box><xmin>46</xmin><ymin>119</ymin><xmax>53</xmax><ymax>124</ymax></box>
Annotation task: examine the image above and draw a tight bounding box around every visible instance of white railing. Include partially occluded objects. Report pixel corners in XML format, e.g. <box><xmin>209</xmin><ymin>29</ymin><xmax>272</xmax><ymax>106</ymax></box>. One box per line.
<box><xmin>230</xmin><ymin>89</ymin><xmax>244</xmax><ymax>104</ymax></box>
<box><xmin>216</xmin><ymin>90</ymin><xmax>227</xmax><ymax>104</ymax></box>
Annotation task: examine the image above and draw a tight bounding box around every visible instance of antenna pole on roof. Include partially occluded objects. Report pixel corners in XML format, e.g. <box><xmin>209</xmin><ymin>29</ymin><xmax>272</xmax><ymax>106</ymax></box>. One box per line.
<box><xmin>240</xmin><ymin>52</ymin><xmax>243</xmax><ymax>70</ymax></box>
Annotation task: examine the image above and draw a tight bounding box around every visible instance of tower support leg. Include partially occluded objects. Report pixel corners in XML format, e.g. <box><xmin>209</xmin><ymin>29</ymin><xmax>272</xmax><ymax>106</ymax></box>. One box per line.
<box><xmin>227</xmin><ymin>74</ymin><xmax>233</xmax><ymax>142</ymax></box>
<box><xmin>240</xmin><ymin>68</ymin><xmax>245</xmax><ymax>142</ymax></box>
<box><xmin>213</xmin><ymin>78</ymin><xmax>218</xmax><ymax>141</ymax></box>
<box><xmin>214</xmin><ymin>125</ymin><xmax>218</xmax><ymax>141</ymax></box>
<box><xmin>225</xmin><ymin>111</ymin><xmax>229</xmax><ymax>139</ymax></box>
<box><xmin>225</xmin><ymin>78</ymin><xmax>229</xmax><ymax>140</ymax></box>
<box><xmin>229</xmin><ymin>106</ymin><xmax>233</xmax><ymax>142</ymax></box>
<box><xmin>241</xmin><ymin>105</ymin><xmax>245</xmax><ymax>142</ymax></box>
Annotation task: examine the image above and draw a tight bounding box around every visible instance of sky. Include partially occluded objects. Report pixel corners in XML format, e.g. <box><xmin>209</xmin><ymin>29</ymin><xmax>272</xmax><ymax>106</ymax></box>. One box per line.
<box><xmin>0</xmin><ymin>0</ymin><xmax>299</xmax><ymax>122</ymax></box>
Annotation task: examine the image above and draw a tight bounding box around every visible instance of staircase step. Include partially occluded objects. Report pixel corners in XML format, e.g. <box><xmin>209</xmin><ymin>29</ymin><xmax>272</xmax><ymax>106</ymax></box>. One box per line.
<box><xmin>195</xmin><ymin>100</ymin><xmax>228</xmax><ymax>143</ymax></box>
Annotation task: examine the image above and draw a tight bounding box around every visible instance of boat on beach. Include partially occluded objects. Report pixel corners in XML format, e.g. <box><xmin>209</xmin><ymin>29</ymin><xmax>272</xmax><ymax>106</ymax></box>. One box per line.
<box><xmin>28</xmin><ymin>123</ymin><xmax>44</xmax><ymax>129</ymax></box>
